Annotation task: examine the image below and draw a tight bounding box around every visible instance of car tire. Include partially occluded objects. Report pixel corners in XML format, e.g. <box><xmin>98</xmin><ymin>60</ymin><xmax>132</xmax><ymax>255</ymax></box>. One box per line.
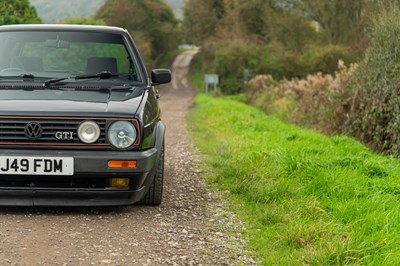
<box><xmin>140</xmin><ymin>141</ymin><xmax>164</xmax><ymax>205</ymax></box>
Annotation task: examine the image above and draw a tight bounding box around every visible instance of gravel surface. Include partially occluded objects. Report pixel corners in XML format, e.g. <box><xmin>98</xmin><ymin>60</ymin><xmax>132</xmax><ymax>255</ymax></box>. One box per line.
<box><xmin>0</xmin><ymin>50</ymin><xmax>256</xmax><ymax>266</ymax></box>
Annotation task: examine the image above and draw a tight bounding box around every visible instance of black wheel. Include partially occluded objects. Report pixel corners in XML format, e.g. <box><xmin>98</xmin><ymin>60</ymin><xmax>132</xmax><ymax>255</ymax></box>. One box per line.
<box><xmin>140</xmin><ymin>141</ymin><xmax>164</xmax><ymax>205</ymax></box>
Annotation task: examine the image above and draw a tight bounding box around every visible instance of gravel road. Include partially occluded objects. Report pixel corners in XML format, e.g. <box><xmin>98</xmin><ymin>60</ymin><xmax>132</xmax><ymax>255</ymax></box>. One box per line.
<box><xmin>0</xmin><ymin>50</ymin><xmax>255</xmax><ymax>266</ymax></box>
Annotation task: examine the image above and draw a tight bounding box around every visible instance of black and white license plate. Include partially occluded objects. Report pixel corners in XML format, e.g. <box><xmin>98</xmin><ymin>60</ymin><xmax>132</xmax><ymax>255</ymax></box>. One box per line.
<box><xmin>0</xmin><ymin>156</ymin><xmax>74</xmax><ymax>175</ymax></box>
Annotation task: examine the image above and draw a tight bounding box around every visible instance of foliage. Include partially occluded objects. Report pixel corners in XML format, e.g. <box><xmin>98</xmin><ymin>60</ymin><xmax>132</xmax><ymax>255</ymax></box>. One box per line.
<box><xmin>245</xmin><ymin>60</ymin><xmax>358</xmax><ymax>133</ymax></box>
<box><xmin>30</xmin><ymin>0</ymin><xmax>184</xmax><ymax>24</ymax></box>
<box><xmin>60</xmin><ymin>17</ymin><xmax>106</xmax><ymax>25</ymax></box>
<box><xmin>190</xmin><ymin>55</ymin><xmax>205</xmax><ymax>93</ymax></box>
<box><xmin>96</xmin><ymin>0</ymin><xmax>181</xmax><ymax>67</ymax></box>
<box><xmin>182</xmin><ymin>0</ymin><xmax>220</xmax><ymax>45</ymax></box>
<box><xmin>184</xmin><ymin>0</ymin><xmax>319</xmax><ymax>46</ymax></box>
<box><xmin>255</xmin><ymin>44</ymin><xmax>306</xmax><ymax>80</ymax></box>
<box><xmin>286</xmin><ymin>0</ymin><xmax>365</xmax><ymax>45</ymax></box>
<box><xmin>268</xmin><ymin>10</ymin><xmax>321</xmax><ymax>52</ymax></box>
<box><xmin>30</xmin><ymin>0</ymin><xmax>106</xmax><ymax>23</ymax></box>
<box><xmin>212</xmin><ymin>42</ymin><xmax>353</xmax><ymax>94</ymax></box>
<box><xmin>345</xmin><ymin>10</ymin><xmax>400</xmax><ymax>156</ymax></box>
<box><xmin>184</xmin><ymin>0</ymin><xmax>363</xmax><ymax>93</ymax></box>
<box><xmin>0</xmin><ymin>0</ymin><xmax>42</xmax><ymax>25</ymax></box>
<box><xmin>302</xmin><ymin>45</ymin><xmax>352</xmax><ymax>75</ymax></box>
<box><xmin>188</xmin><ymin>93</ymin><xmax>400</xmax><ymax>265</ymax></box>
<box><xmin>245</xmin><ymin>8</ymin><xmax>400</xmax><ymax>156</ymax></box>
<box><xmin>213</xmin><ymin>40</ymin><xmax>260</xmax><ymax>94</ymax></box>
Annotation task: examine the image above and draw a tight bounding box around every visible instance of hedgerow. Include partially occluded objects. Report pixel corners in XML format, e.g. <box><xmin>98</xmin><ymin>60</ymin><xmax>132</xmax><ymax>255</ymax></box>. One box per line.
<box><xmin>213</xmin><ymin>42</ymin><xmax>353</xmax><ymax>95</ymax></box>
<box><xmin>245</xmin><ymin>60</ymin><xmax>357</xmax><ymax>134</ymax></box>
<box><xmin>345</xmin><ymin>10</ymin><xmax>400</xmax><ymax>155</ymax></box>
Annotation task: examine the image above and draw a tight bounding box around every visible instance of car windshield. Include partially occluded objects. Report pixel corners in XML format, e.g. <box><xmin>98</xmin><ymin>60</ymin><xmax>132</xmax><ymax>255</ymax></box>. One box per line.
<box><xmin>0</xmin><ymin>30</ymin><xmax>142</xmax><ymax>83</ymax></box>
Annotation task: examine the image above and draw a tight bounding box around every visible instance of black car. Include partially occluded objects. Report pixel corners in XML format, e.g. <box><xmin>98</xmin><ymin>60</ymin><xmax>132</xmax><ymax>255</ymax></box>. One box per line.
<box><xmin>0</xmin><ymin>24</ymin><xmax>171</xmax><ymax>206</ymax></box>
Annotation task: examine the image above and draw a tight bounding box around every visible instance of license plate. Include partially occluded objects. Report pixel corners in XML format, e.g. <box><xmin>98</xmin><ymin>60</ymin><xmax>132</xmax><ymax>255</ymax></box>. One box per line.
<box><xmin>0</xmin><ymin>156</ymin><xmax>74</xmax><ymax>176</ymax></box>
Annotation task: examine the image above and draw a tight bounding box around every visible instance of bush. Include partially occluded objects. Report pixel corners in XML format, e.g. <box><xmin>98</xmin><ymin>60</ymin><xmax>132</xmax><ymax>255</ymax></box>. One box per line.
<box><xmin>255</xmin><ymin>44</ymin><xmax>354</xmax><ymax>81</ymax></box>
<box><xmin>303</xmin><ymin>45</ymin><xmax>352</xmax><ymax>75</ymax></box>
<box><xmin>256</xmin><ymin>44</ymin><xmax>307</xmax><ymax>80</ymax></box>
<box><xmin>245</xmin><ymin>60</ymin><xmax>358</xmax><ymax>133</ymax></box>
<box><xmin>206</xmin><ymin>42</ymin><xmax>356</xmax><ymax>96</ymax></box>
<box><xmin>213</xmin><ymin>40</ymin><xmax>260</xmax><ymax>94</ymax></box>
<box><xmin>205</xmin><ymin>40</ymin><xmax>357</xmax><ymax>95</ymax></box>
<box><xmin>244</xmin><ymin>75</ymin><xmax>298</xmax><ymax>122</ymax></box>
<box><xmin>346</xmin><ymin>10</ymin><xmax>400</xmax><ymax>156</ymax></box>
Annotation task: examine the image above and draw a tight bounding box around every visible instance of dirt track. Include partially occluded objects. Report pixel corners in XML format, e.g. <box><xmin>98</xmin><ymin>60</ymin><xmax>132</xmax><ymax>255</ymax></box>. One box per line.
<box><xmin>0</xmin><ymin>50</ymin><xmax>254</xmax><ymax>266</ymax></box>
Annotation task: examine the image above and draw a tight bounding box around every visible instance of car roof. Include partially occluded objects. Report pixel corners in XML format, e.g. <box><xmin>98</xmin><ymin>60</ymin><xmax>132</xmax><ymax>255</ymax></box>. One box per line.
<box><xmin>0</xmin><ymin>24</ymin><xmax>128</xmax><ymax>35</ymax></box>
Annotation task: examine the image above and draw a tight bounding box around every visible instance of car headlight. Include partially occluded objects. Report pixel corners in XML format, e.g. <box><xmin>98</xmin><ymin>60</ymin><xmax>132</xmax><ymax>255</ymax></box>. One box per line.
<box><xmin>108</xmin><ymin>121</ymin><xmax>137</xmax><ymax>149</ymax></box>
<box><xmin>78</xmin><ymin>121</ymin><xmax>100</xmax><ymax>144</ymax></box>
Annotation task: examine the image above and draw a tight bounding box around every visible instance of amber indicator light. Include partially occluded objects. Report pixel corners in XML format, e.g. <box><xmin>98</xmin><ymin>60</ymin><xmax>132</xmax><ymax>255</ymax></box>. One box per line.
<box><xmin>108</xmin><ymin>160</ymin><xmax>137</xmax><ymax>168</ymax></box>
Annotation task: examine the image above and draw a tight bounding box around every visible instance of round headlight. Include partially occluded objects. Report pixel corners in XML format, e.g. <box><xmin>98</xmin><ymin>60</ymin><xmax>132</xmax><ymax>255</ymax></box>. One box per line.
<box><xmin>108</xmin><ymin>121</ymin><xmax>137</xmax><ymax>149</ymax></box>
<box><xmin>78</xmin><ymin>121</ymin><xmax>100</xmax><ymax>144</ymax></box>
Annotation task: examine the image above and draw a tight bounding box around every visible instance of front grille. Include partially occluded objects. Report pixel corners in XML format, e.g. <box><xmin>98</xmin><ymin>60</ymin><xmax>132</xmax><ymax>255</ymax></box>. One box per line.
<box><xmin>0</xmin><ymin>117</ymin><xmax>107</xmax><ymax>145</ymax></box>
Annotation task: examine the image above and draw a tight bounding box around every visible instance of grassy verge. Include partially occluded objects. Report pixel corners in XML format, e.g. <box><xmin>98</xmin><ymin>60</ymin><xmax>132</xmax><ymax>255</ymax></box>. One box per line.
<box><xmin>188</xmin><ymin>93</ymin><xmax>400</xmax><ymax>264</ymax></box>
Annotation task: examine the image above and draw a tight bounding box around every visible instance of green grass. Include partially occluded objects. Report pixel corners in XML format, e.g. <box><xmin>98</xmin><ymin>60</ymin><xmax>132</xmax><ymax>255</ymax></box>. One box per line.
<box><xmin>187</xmin><ymin>94</ymin><xmax>400</xmax><ymax>265</ymax></box>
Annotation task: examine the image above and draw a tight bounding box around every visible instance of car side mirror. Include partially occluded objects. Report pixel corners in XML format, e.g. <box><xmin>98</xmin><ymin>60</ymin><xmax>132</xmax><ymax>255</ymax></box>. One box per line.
<box><xmin>151</xmin><ymin>69</ymin><xmax>171</xmax><ymax>85</ymax></box>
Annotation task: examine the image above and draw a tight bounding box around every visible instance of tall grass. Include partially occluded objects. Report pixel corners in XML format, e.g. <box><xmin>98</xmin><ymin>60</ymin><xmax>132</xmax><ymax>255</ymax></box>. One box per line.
<box><xmin>245</xmin><ymin>60</ymin><xmax>357</xmax><ymax>134</ymax></box>
<box><xmin>188</xmin><ymin>94</ymin><xmax>400</xmax><ymax>265</ymax></box>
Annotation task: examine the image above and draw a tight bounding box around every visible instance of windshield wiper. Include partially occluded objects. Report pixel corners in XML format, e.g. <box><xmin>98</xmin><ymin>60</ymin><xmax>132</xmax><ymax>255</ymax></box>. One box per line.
<box><xmin>20</xmin><ymin>74</ymin><xmax>35</xmax><ymax>79</ymax></box>
<box><xmin>0</xmin><ymin>74</ymin><xmax>36</xmax><ymax>79</ymax></box>
<box><xmin>44</xmin><ymin>77</ymin><xmax>70</xmax><ymax>87</ymax></box>
<box><xmin>75</xmin><ymin>71</ymin><xmax>119</xmax><ymax>80</ymax></box>
<box><xmin>44</xmin><ymin>71</ymin><xmax>136</xmax><ymax>87</ymax></box>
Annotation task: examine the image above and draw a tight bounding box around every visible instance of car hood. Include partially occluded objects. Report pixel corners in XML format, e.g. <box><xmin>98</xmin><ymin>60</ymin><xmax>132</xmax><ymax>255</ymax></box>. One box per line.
<box><xmin>0</xmin><ymin>85</ymin><xmax>145</xmax><ymax>117</ymax></box>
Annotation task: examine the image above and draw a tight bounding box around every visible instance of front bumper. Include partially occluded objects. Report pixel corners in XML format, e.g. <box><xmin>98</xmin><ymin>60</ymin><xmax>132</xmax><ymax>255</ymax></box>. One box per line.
<box><xmin>0</xmin><ymin>148</ymin><xmax>158</xmax><ymax>206</ymax></box>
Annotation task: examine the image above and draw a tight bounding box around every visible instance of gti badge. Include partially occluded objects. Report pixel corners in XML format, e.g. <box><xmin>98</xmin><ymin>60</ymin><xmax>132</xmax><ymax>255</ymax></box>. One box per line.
<box><xmin>55</xmin><ymin>132</ymin><xmax>74</xmax><ymax>140</ymax></box>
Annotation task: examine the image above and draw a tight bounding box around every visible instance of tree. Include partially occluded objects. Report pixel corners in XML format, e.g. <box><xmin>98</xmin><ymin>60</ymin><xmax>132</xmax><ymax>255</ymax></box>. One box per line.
<box><xmin>60</xmin><ymin>17</ymin><xmax>106</xmax><ymax>25</ymax></box>
<box><xmin>184</xmin><ymin>0</ymin><xmax>317</xmax><ymax>48</ymax></box>
<box><xmin>96</xmin><ymin>0</ymin><xmax>180</xmax><ymax>66</ymax></box>
<box><xmin>283</xmin><ymin>0</ymin><xmax>365</xmax><ymax>45</ymax></box>
<box><xmin>236</xmin><ymin>0</ymin><xmax>270</xmax><ymax>38</ymax></box>
<box><xmin>183</xmin><ymin>0</ymin><xmax>363</xmax><ymax>93</ymax></box>
<box><xmin>183</xmin><ymin>0</ymin><xmax>220</xmax><ymax>44</ymax></box>
<box><xmin>0</xmin><ymin>0</ymin><xmax>42</xmax><ymax>25</ymax></box>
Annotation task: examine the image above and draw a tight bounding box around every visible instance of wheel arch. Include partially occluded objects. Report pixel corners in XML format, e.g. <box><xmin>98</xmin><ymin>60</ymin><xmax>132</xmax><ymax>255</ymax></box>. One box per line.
<box><xmin>142</xmin><ymin>120</ymin><xmax>165</xmax><ymax>190</ymax></box>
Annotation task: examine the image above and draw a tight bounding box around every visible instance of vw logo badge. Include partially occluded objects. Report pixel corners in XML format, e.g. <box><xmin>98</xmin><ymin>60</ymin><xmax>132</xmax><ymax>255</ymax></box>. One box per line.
<box><xmin>24</xmin><ymin>122</ymin><xmax>43</xmax><ymax>139</ymax></box>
